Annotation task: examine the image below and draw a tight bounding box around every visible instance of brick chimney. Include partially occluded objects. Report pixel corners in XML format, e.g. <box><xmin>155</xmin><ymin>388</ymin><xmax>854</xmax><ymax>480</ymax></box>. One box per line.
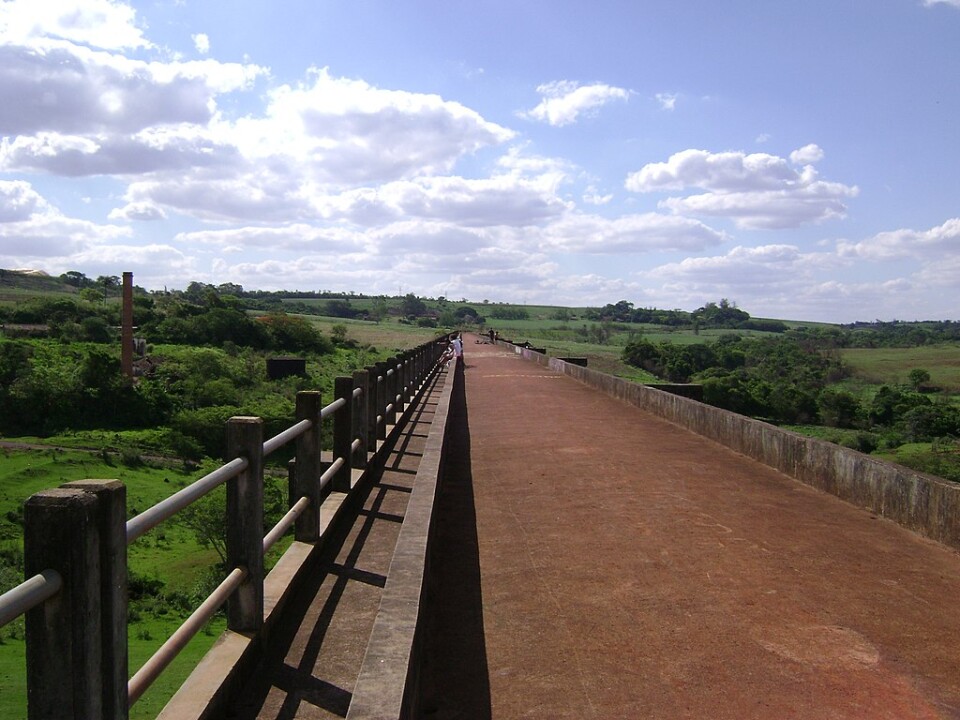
<box><xmin>121</xmin><ymin>272</ymin><xmax>134</xmax><ymax>379</ymax></box>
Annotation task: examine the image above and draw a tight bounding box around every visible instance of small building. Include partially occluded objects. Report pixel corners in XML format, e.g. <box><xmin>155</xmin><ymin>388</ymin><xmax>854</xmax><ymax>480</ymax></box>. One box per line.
<box><xmin>267</xmin><ymin>357</ymin><xmax>307</xmax><ymax>380</ymax></box>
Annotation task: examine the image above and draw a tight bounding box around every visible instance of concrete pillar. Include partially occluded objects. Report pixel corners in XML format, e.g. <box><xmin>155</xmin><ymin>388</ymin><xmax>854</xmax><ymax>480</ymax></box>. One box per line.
<box><xmin>374</xmin><ymin>362</ymin><xmax>387</xmax><ymax>441</ymax></box>
<box><xmin>24</xmin><ymin>488</ymin><xmax>102</xmax><ymax>720</ymax></box>
<box><xmin>226</xmin><ymin>417</ymin><xmax>264</xmax><ymax>632</ymax></box>
<box><xmin>332</xmin><ymin>376</ymin><xmax>354</xmax><ymax>493</ymax></box>
<box><xmin>385</xmin><ymin>356</ymin><xmax>399</xmax><ymax>427</ymax></box>
<box><xmin>293</xmin><ymin>391</ymin><xmax>322</xmax><ymax>541</ymax></box>
<box><xmin>62</xmin><ymin>480</ymin><xmax>128</xmax><ymax>720</ymax></box>
<box><xmin>352</xmin><ymin>370</ymin><xmax>369</xmax><ymax>470</ymax></box>
<box><xmin>365</xmin><ymin>365</ymin><xmax>380</xmax><ymax>451</ymax></box>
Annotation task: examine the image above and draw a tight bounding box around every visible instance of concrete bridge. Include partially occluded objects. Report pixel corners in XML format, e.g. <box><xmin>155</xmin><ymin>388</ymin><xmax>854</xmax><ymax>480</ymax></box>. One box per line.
<box><xmin>4</xmin><ymin>333</ymin><xmax>960</xmax><ymax>718</ymax></box>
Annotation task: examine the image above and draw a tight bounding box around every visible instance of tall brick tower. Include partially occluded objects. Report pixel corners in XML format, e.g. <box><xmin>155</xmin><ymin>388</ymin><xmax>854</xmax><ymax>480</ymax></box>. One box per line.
<box><xmin>121</xmin><ymin>271</ymin><xmax>134</xmax><ymax>379</ymax></box>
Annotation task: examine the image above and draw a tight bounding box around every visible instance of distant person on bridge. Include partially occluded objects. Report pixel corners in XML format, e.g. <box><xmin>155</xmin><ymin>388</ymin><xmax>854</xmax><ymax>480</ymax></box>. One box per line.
<box><xmin>452</xmin><ymin>333</ymin><xmax>463</xmax><ymax>362</ymax></box>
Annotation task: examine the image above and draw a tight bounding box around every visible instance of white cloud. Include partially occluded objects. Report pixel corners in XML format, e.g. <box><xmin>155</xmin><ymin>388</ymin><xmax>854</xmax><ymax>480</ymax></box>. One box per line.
<box><xmin>175</xmin><ymin>224</ymin><xmax>368</xmax><ymax>254</ymax></box>
<box><xmin>583</xmin><ymin>188</ymin><xmax>613</xmax><ymax>205</ymax></box>
<box><xmin>541</xmin><ymin>212</ymin><xmax>727</xmax><ymax>254</ymax></box>
<box><xmin>837</xmin><ymin>217</ymin><xmax>960</xmax><ymax>260</ymax></box>
<box><xmin>108</xmin><ymin>201</ymin><xmax>166</xmax><ymax>221</ymax></box>
<box><xmin>0</xmin><ymin>42</ymin><xmax>265</xmax><ymax>138</ymax></box>
<box><xmin>627</xmin><ymin>148</ymin><xmax>799</xmax><ymax>193</ymax></box>
<box><xmin>520</xmin><ymin>80</ymin><xmax>629</xmax><ymax>127</ymax></box>
<box><xmin>626</xmin><ymin>147</ymin><xmax>858</xmax><ymax>229</ymax></box>
<box><xmin>655</xmin><ymin>93</ymin><xmax>678</xmax><ymax>111</ymax></box>
<box><xmin>923</xmin><ymin>0</ymin><xmax>960</xmax><ymax>8</ymax></box>
<box><xmin>0</xmin><ymin>0</ymin><xmax>151</xmax><ymax>50</ymax></box>
<box><xmin>0</xmin><ymin>180</ymin><xmax>48</xmax><ymax>222</ymax></box>
<box><xmin>229</xmin><ymin>67</ymin><xmax>515</xmax><ymax>185</ymax></box>
<box><xmin>789</xmin><ymin>143</ymin><xmax>824</xmax><ymax>165</ymax></box>
<box><xmin>0</xmin><ymin>181</ymin><xmax>129</xmax><ymax>258</ymax></box>
<box><xmin>192</xmin><ymin>33</ymin><xmax>210</xmax><ymax>54</ymax></box>
<box><xmin>313</xmin><ymin>174</ymin><xmax>571</xmax><ymax>227</ymax></box>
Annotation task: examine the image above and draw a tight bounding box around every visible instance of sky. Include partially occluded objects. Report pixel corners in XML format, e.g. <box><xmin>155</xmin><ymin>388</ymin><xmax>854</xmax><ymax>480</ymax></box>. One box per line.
<box><xmin>1</xmin><ymin>0</ymin><xmax>959</xmax><ymax>323</ymax></box>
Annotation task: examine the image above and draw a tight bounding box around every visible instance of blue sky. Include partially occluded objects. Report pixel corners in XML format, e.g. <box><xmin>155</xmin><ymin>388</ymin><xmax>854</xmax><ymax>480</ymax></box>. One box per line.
<box><xmin>1</xmin><ymin>0</ymin><xmax>958</xmax><ymax>322</ymax></box>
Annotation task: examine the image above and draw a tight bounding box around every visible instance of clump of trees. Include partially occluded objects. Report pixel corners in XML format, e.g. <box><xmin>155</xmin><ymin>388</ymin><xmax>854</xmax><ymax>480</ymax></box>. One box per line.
<box><xmin>0</xmin><ymin>277</ymin><xmax>345</xmax><ymax>457</ymax></box>
<box><xmin>585</xmin><ymin>298</ymin><xmax>789</xmax><ymax>333</ymax></box>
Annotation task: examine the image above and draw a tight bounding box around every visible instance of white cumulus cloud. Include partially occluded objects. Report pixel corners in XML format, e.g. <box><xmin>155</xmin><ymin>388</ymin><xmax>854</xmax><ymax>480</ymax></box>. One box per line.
<box><xmin>837</xmin><ymin>217</ymin><xmax>960</xmax><ymax>260</ymax></box>
<box><xmin>625</xmin><ymin>147</ymin><xmax>858</xmax><ymax>229</ymax></box>
<box><xmin>0</xmin><ymin>0</ymin><xmax>151</xmax><ymax>50</ymax></box>
<box><xmin>192</xmin><ymin>33</ymin><xmax>210</xmax><ymax>54</ymax></box>
<box><xmin>520</xmin><ymin>80</ymin><xmax>630</xmax><ymax>127</ymax></box>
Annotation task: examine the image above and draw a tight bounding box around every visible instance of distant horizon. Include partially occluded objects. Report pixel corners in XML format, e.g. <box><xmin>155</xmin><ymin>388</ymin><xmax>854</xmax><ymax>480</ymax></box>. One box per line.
<box><xmin>1</xmin><ymin>1</ymin><xmax>958</xmax><ymax>324</ymax></box>
<box><xmin>7</xmin><ymin>266</ymin><xmax>959</xmax><ymax>327</ymax></box>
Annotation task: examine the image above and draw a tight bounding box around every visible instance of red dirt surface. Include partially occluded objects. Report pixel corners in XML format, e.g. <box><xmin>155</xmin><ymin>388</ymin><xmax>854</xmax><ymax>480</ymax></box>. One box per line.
<box><xmin>424</xmin><ymin>335</ymin><xmax>960</xmax><ymax>719</ymax></box>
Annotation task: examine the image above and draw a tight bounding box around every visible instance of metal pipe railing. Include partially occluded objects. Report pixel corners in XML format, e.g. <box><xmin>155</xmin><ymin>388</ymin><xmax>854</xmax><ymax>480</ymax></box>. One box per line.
<box><xmin>127</xmin><ymin>566</ymin><xmax>248</xmax><ymax>705</ymax></box>
<box><xmin>8</xmin><ymin>335</ymin><xmax>447</xmax><ymax>718</ymax></box>
<box><xmin>263</xmin><ymin>496</ymin><xmax>311</xmax><ymax>554</ymax></box>
<box><xmin>263</xmin><ymin>418</ymin><xmax>312</xmax><ymax>457</ymax></box>
<box><xmin>127</xmin><ymin>457</ymin><xmax>248</xmax><ymax>544</ymax></box>
<box><xmin>0</xmin><ymin>570</ymin><xmax>62</xmax><ymax>628</ymax></box>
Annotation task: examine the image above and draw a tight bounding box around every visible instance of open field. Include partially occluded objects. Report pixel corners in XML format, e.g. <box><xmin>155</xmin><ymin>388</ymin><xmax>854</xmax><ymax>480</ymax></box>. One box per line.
<box><xmin>297</xmin><ymin>314</ymin><xmax>441</xmax><ymax>350</ymax></box>
<box><xmin>841</xmin><ymin>345</ymin><xmax>960</xmax><ymax>391</ymax></box>
<box><xmin>0</xmin><ymin>449</ymin><xmax>243</xmax><ymax>718</ymax></box>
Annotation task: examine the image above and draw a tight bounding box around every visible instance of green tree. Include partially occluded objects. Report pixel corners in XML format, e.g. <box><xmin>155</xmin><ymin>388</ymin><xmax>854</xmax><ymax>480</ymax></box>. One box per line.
<box><xmin>908</xmin><ymin>368</ymin><xmax>931</xmax><ymax>391</ymax></box>
<box><xmin>818</xmin><ymin>389</ymin><xmax>862</xmax><ymax>428</ymax></box>
<box><xmin>400</xmin><ymin>293</ymin><xmax>427</xmax><ymax>317</ymax></box>
<box><xmin>258</xmin><ymin>313</ymin><xmax>332</xmax><ymax>353</ymax></box>
<box><xmin>369</xmin><ymin>298</ymin><xmax>388</xmax><ymax>323</ymax></box>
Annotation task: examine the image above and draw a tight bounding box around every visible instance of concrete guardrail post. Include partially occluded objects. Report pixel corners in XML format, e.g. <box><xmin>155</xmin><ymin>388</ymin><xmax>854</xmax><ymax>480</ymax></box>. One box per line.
<box><xmin>385</xmin><ymin>356</ymin><xmax>399</xmax><ymax>427</ymax></box>
<box><xmin>293</xmin><ymin>391</ymin><xmax>323</xmax><ymax>541</ymax></box>
<box><xmin>364</xmin><ymin>365</ymin><xmax>379</xmax><ymax>451</ymax></box>
<box><xmin>352</xmin><ymin>370</ymin><xmax>369</xmax><ymax>470</ymax></box>
<box><xmin>332</xmin><ymin>376</ymin><xmax>354</xmax><ymax>492</ymax></box>
<box><xmin>62</xmin><ymin>480</ymin><xmax>128</xmax><ymax>720</ymax></box>
<box><xmin>226</xmin><ymin>416</ymin><xmax>264</xmax><ymax>632</ymax></box>
<box><xmin>24</xmin><ymin>488</ymin><xmax>102</xmax><ymax>720</ymax></box>
<box><xmin>374</xmin><ymin>362</ymin><xmax>387</xmax><ymax>441</ymax></box>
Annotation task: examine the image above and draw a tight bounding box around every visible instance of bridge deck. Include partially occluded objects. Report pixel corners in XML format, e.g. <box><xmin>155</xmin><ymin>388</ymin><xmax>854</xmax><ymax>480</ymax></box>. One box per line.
<box><xmin>423</xmin><ymin>335</ymin><xmax>960</xmax><ymax>718</ymax></box>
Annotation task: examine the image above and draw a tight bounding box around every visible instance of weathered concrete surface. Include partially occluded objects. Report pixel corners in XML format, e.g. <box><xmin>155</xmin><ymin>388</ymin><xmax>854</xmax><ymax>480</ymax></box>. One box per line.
<box><xmin>347</xmin><ymin>359</ymin><xmax>457</xmax><ymax>720</ymax></box>
<box><xmin>423</xmin><ymin>335</ymin><xmax>960</xmax><ymax>719</ymax></box>
<box><xmin>507</xmin><ymin>343</ymin><xmax>960</xmax><ymax>551</ymax></box>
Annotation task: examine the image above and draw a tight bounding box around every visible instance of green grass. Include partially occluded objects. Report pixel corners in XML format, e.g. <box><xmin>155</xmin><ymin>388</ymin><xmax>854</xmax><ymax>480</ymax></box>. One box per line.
<box><xmin>841</xmin><ymin>345</ymin><xmax>960</xmax><ymax>391</ymax></box>
<box><xmin>0</xmin><ymin>449</ymin><xmax>238</xmax><ymax>717</ymax></box>
<box><xmin>0</xmin><ymin>616</ymin><xmax>227</xmax><ymax>720</ymax></box>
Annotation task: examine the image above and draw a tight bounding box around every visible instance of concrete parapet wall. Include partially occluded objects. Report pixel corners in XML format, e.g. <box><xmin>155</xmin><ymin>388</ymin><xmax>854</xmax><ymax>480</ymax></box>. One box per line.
<box><xmin>501</xmin><ymin>342</ymin><xmax>960</xmax><ymax>551</ymax></box>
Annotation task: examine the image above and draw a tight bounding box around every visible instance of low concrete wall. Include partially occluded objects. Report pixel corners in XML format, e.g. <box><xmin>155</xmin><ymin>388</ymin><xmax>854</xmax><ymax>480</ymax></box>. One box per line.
<box><xmin>502</xmin><ymin>342</ymin><xmax>960</xmax><ymax>551</ymax></box>
<box><xmin>347</xmin><ymin>360</ymin><xmax>458</xmax><ymax>719</ymax></box>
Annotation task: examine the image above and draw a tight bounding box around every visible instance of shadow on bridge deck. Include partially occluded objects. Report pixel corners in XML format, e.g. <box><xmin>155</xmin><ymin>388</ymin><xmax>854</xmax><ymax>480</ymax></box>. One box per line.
<box><xmin>221</xmin><ymin>371</ymin><xmax>449</xmax><ymax>719</ymax></box>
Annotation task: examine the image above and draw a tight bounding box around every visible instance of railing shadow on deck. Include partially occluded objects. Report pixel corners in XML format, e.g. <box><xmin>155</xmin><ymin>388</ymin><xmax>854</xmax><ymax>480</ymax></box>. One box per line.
<box><xmin>226</xmin><ymin>371</ymin><xmax>448</xmax><ymax>719</ymax></box>
<box><xmin>416</xmin><ymin>360</ymin><xmax>492</xmax><ymax>719</ymax></box>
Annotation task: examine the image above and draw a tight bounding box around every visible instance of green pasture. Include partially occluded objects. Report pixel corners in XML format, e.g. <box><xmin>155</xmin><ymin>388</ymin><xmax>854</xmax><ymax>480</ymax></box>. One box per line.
<box><xmin>841</xmin><ymin>345</ymin><xmax>960</xmax><ymax>391</ymax></box>
<box><xmin>0</xmin><ymin>448</ymin><xmax>256</xmax><ymax>718</ymax></box>
<box><xmin>297</xmin><ymin>314</ymin><xmax>441</xmax><ymax>350</ymax></box>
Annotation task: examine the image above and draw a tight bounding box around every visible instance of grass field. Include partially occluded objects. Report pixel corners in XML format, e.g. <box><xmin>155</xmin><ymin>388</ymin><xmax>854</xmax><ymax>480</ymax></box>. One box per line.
<box><xmin>0</xmin><ymin>449</ymin><xmax>243</xmax><ymax>718</ymax></box>
<box><xmin>841</xmin><ymin>345</ymin><xmax>960</xmax><ymax>391</ymax></box>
